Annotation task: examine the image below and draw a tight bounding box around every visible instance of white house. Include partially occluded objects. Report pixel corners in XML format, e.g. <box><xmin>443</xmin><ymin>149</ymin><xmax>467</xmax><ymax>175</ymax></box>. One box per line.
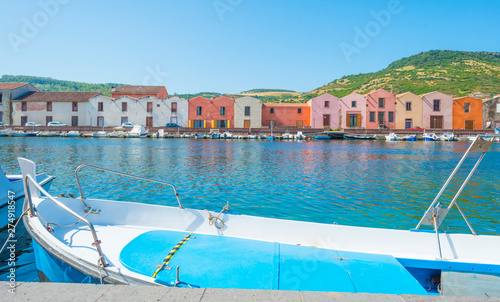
<box><xmin>234</xmin><ymin>96</ymin><xmax>262</xmax><ymax>128</ymax></box>
<box><xmin>12</xmin><ymin>91</ymin><xmax>100</xmax><ymax>126</ymax></box>
<box><xmin>0</xmin><ymin>83</ymin><xmax>38</xmax><ymax>125</ymax></box>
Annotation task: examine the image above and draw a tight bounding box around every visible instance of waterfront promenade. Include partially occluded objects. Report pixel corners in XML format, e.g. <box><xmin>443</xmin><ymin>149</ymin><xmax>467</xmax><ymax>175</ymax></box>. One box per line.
<box><xmin>2</xmin><ymin>282</ymin><xmax>498</xmax><ymax>301</ymax></box>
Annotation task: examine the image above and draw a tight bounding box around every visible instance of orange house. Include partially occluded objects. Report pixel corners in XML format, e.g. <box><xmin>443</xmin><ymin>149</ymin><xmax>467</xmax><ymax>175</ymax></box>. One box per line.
<box><xmin>452</xmin><ymin>97</ymin><xmax>483</xmax><ymax>130</ymax></box>
<box><xmin>188</xmin><ymin>96</ymin><xmax>234</xmax><ymax>128</ymax></box>
<box><xmin>261</xmin><ymin>103</ymin><xmax>310</xmax><ymax>128</ymax></box>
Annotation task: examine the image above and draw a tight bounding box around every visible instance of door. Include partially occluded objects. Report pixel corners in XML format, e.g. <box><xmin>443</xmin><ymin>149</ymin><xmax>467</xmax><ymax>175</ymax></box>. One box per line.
<box><xmin>405</xmin><ymin>119</ymin><xmax>412</xmax><ymax>129</ymax></box>
<box><xmin>146</xmin><ymin>117</ymin><xmax>153</xmax><ymax>127</ymax></box>
<box><xmin>71</xmin><ymin>116</ymin><xmax>78</xmax><ymax>127</ymax></box>
<box><xmin>430</xmin><ymin>116</ymin><xmax>443</xmax><ymax>129</ymax></box>
<box><xmin>21</xmin><ymin>116</ymin><xmax>28</xmax><ymax>126</ymax></box>
<box><xmin>296</xmin><ymin>121</ymin><xmax>303</xmax><ymax>128</ymax></box>
<box><xmin>323</xmin><ymin>114</ymin><xmax>330</xmax><ymax>127</ymax></box>
<box><xmin>464</xmin><ymin>120</ymin><xmax>474</xmax><ymax>130</ymax></box>
<box><xmin>244</xmin><ymin>120</ymin><xmax>250</xmax><ymax>128</ymax></box>
<box><xmin>269</xmin><ymin>120</ymin><xmax>276</xmax><ymax>129</ymax></box>
<box><xmin>97</xmin><ymin>116</ymin><xmax>104</xmax><ymax>127</ymax></box>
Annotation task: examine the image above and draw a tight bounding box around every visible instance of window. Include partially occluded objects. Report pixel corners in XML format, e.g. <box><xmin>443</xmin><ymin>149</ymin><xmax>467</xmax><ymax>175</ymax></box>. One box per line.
<box><xmin>388</xmin><ymin>111</ymin><xmax>394</xmax><ymax>122</ymax></box>
<box><xmin>47</xmin><ymin>102</ymin><xmax>52</xmax><ymax>112</ymax></box>
<box><xmin>21</xmin><ymin>116</ymin><xmax>28</xmax><ymax>125</ymax></box>
<box><xmin>71</xmin><ymin>116</ymin><xmax>78</xmax><ymax>126</ymax></box>
<box><xmin>433</xmin><ymin>99</ymin><xmax>440</xmax><ymax>111</ymax></box>
<box><xmin>122</xmin><ymin>102</ymin><xmax>127</xmax><ymax>112</ymax></box>
<box><xmin>406</xmin><ymin>102</ymin><xmax>412</xmax><ymax>111</ymax></box>
<box><xmin>298</xmin><ymin>108</ymin><xmax>302</xmax><ymax>114</ymax></box>
<box><xmin>147</xmin><ymin>102</ymin><xmax>153</xmax><ymax>113</ymax></box>
<box><xmin>22</xmin><ymin>101</ymin><xmax>27</xmax><ymax>111</ymax></box>
<box><xmin>369</xmin><ymin>112</ymin><xmax>375</xmax><ymax>122</ymax></box>
<box><xmin>0</xmin><ymin>112</ymin><xmax>2</xmax><ymax>123</ymax></box>
<box><xmin>72</xmin><ymin>102</ymin><xmax>78</xmax><ymax>112</ymax></box>
<box><xmin>378</xmin><ymin>112</ymin><xmax>385</xmax><ymax>123</ymax></box>
<box><xmin>351</xmin><ymin>101</ymin><xmax>357</xmax><ymax>108</ymax></box>
<box><xmin>270</xmin><ymin>108</ymin><xmax>274</xmax><ymax>114</ymax></box>
<box><xmin>220</xmin><ymin>106</ymin><xmax>226</xmax><ymax>116</ymax></box>
<box><xmin>378</xmin><ymin>98</ymin><xmax>385</xmax><ymax>108</ymax></box>
<box><xmin>217</xmin><ymin>120</ymin><xmax>227</xmax><ymax>128</ymax></box>
<box><xmin>0</xmin><ymin>92</ymin><xmax>3</xmax><ymax>104</ymax></box>
<box><xmin>193</xmin><ymin>120</ymin><xmax>204</xmax><ymax>128</ymax></box>
<box><xmin>197</xmin><ymin>106</ymin><xmax>202</xmax><ymax>115</ymax></box>
<box><xmin>46</xmin><ymin>116</ymin><xmax>53</xmax><ymax>124</ymax></box>
<box><xmin>464</xmin><ymin>102</ymin><xmax>470</xmax><ymax>113</ymax></box>
<box><xmin>324</xmin><ymin>101</ymin><xmax>329</xmax><ymax>108</ymax></box>
<box><xmin>98</xmin><ymin>102</ymin><xmax>103</xmax><ymax>112</ymax></box>
<box><xmin>171</xmin><ymin>102</ymin><xmax>177</xmax><ymax>114</ymax></box>
<box><xmin>349</xmin><ymin>114</ymin><xmax>357</xmax><ymax>127</ymax></box>
<box><xmin>121</xmin><ymin>117</ymin><xmax>128</xmax><ymax>124</ymax></box>
<box><xmin>244</xmin><ymin>106</ymin><xmax>250</xmax><ymax>116</ymax></box>
<box><xmin>497</xmin><ymin>104</ymin><xmax>500</xmax><ymax>113</ymax></box>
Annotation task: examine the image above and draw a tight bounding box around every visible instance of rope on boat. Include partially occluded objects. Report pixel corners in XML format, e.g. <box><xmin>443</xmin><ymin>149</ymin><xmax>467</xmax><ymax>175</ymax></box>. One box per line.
<box><xmin>0</xmin><ymin>208</ymin><xmax>29</xmax><ymax>255</ymax></box>
<box><xmin>37</xmin><ymin>208</ymin><xmax>91</xmax><ymax>233</ymax></box>
<box><xmin>152</xmin><ymin>232</ymin><xmax>193</xmax><ymax>278</ymax></box>
<box><xmin>203</xmin><ymin>204</ymin><xmax>230</xmax><ymax>230</ymax></box>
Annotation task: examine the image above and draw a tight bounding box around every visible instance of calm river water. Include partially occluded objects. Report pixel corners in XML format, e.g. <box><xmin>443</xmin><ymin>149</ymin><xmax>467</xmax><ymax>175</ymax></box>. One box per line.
<box><xmin>1</xmin><ymin>137</ymin><xmax>499</xmax><ymax>282</ymax></box>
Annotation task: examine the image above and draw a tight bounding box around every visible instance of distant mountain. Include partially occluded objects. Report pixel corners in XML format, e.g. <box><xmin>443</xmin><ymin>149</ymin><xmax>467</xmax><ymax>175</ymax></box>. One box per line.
<box><xmin>299</xmin><ymin>50</ymin><xmax>500</xmax><ymax>101</ymax></box>
<box><xmin>4</xmin><ymin>51</ymin><xmax>500</xmax><ymax>102</ymax></box>
<box><xmin>0</xmin><ymin>75</ymin><xmax>122</xmax><ymax>96</ymax></box>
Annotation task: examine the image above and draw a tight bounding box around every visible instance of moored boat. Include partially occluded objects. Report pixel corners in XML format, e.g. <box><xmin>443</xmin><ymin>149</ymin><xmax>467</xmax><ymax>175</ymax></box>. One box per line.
<box><xmin>12</xmin><ymin>131</ymin><xmax>38</xmax><ymax>137</ymax></box>
<box><xmin>344</xmin><ymin>134</ymin><xmax>377</xmax><ymax>140</ymax></box>
<box><xmin>17</xmin><ymin>135</ymin><xmax>500</xmax><ymax>296</ymax></box>
<box><xmin>402</xmin><ymin>134</ymin><xmax>418</xmax><ymax>141</ymax></box>
<box><xmin>423</xmin><ymin>133</ymin><xmax>439</xmax><ymax>141</ymax></box>
<box><xmin>127</xmin><ymin>125</ymin><xmax>148</xmax><ymax>138</ymax></box>
<box><xmin>314</xmin><ymin>134</ymin><xmax>331</xmax><ymax>140</ymax></box>
<box><xmin>385</xmin><ymin>133</ymin><xmax>401</xmax><ymax>141</ymax></box>
<box><xmin>439</xmin><ymin>132</ymin><xmax>457</xmax><ymax>141</ymax></box>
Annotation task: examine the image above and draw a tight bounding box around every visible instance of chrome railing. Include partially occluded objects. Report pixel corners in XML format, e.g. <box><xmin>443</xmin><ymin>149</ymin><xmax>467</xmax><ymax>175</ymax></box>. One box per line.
<box><xmin>415</xmin><ymin>134</ymin><xmax>499</xmax><ymax>234</ymax></box>
<box><xmin>24</xmin><ymin>174</ymin><xmax>108</xmax><ymax>267</ymax></box>
<box><xmin>75</xmin><ymin>164</ymin><xmax>183</xmax><ymax>209</ymax></box>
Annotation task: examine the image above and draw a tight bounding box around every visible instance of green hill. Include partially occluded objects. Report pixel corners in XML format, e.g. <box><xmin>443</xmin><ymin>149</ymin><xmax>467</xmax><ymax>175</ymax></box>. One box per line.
<box><xmin>300</xmin><ymin>50</ymin><xmax>500</xmax><ymax>101</ymax></box>
<box><xmin>0</xmin><ymin>75</ymin><xmax>122</xmax><ymax>96</ymax></box>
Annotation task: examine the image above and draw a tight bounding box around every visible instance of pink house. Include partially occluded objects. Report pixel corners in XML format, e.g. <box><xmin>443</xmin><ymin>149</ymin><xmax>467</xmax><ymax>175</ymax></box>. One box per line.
<box><xmin>307</xmin><ymin>93</ymin><xmax>340</xmax><ymax>129</ymax></box>
<box><xmin>340</xmin><ymin>93</ymin><xmax>367</xmax><ymax>129</ymax></box>
<box><xmin>365</xmin><ymin>89</ymin><xmax>396</xmax><ymax>129</ymax></box>
<box><xmin>420</xmin><ymin>91</ymin><xmax>453</xmax><ymax>129</ymax></box>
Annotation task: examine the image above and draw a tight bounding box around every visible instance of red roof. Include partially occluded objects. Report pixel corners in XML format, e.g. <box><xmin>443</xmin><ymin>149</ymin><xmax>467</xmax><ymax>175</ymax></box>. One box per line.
<box><xmin>0</xmin><ymin>82</ymin><xmax>30</xmax><ymax>90</ymax></box>
<box><xmin>14</xmin><ymin>91</ymin><xmax>101</xmax><ymax>102</ymax></box>
<box><xmin>112</xmin><ymin>85</ymin><xmax>166</xmax><ymax>95</ymax></box>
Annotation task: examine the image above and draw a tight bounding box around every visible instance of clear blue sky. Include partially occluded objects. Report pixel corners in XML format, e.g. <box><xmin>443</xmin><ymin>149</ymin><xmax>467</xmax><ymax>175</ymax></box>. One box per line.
<box><xmin>1</xmin><ymin>0</ymin><xmax>499</xmax><ymax>94</ymax></box>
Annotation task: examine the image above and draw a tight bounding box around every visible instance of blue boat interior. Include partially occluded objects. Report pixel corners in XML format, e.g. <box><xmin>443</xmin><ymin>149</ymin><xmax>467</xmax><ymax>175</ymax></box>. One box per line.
<box><xmin>120</xmin><ymin>230</ymin><xmax>432</xmax><ymax>294</ymax></box>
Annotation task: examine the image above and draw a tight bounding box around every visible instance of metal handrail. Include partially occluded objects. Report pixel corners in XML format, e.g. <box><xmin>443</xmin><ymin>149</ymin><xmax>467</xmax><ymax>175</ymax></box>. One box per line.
<box><xmin>23</xmin><ymin>174</ymin><xmax>108</xmax><ymax>267</ymax></box>
<box><xmin>75</xmin><ymin>164</ymin><xmax>183</xmax><ymax>209</ymax></box>
<box><xmin>415</xmin><ymin>134</ymin><xmax>499</xmax><ymax>233</ymax></box>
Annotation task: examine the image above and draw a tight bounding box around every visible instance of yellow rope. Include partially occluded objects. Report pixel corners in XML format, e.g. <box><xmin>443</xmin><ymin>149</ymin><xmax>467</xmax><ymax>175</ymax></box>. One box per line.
<box><xmin>203</xmin><ymin>205</ymin><xmax>230</xmax><ymax>229</ymax></box>
<box><xmin>152</xmin><ymin>232</ymin><xmax>193</xmax><ymax>278</ymax></box>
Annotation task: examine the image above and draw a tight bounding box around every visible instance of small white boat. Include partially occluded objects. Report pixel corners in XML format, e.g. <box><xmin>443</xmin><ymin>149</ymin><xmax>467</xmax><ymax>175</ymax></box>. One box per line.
<box><xmin>17</xmin><ymin>135</ymin><xmax>500</xmax><ymax>296</ymax></box>
<box><xmin>282</xmin><ymin>132</ymin><xmax>294</xmax><ymax>140</ymax></box>
<box><xmin>0</xmin><ymin>128</ymin><xmax>12</xmax><ymax>137</ymax></box>
<box><xmin>423</xmin><ymin>133</ymin><xmax>439</xmax><ymax>141</ymax></box>
<box><xmin>294</xmin><ymin>131</ymin><xmax>306</xmax><ymax>140</ymax></box>
<box><xmin>181</xmin><ymin>133</ymin><xmax>194</xmax><ymax>139</ymax></box>
<box><xmin>128</xmin><ymin>125</ymin><xmax>148</xmax><ymax>138</ymax></box>
<box><xmin>439</xmin><ymin>132</ymin><xmax>457</xmax><ymax>141</ymax></box>
<box><xmin>37</xmin><ymin>131</ymin><xmax>59</xmax><ymax>137</ymax></box>
<box><xmin>220</xmin><ymin>131</ymin><xmax>233</xmax><ymax>139</ymax></box>
<box><xmin>92</xmin><ymin>131</ymin><xmax>108</xmax><ymax>138</ymax></box>
<box><xmin>402</xmin><ymin>134</ymin><xmax>418</xmax><ymax>141</ymax></box>
<box><xmin>247</xmin><ymin>135</ymin><xmax>257</xmax><ymax>139</ymax></box>
<box><xmin>11</xmin><ymin>131</ymin><xmax>38</xmax><ymax>137</ymax></box>
<box><xmin>108</xmin><ymin>128</ymin><xmax>128</xmax><ymax>138</ymax></box>
<box><xmin>61</xmin><ymin>131</ymin><xmax>81</xmax><ymax>138</ymax></box>
<box><xmin>385</xmin><ymin>133</ymin><xmax>401</xmax><ymax>141</ymax></box>
<box><xmin>0</xmin><ymin>164</ymin><xmax>54</xmax><ymax>229</ymax></box>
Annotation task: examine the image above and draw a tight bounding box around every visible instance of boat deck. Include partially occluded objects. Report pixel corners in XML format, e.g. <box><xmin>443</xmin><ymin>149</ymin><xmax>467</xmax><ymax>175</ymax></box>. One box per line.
<box><xmin>119</xmin><ymin>230</ymin><xmax>428</xmax><ymax>294</ymax></box>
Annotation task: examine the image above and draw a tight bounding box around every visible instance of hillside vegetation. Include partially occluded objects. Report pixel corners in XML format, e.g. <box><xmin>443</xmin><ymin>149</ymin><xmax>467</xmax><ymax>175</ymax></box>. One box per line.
<box><xmin>3</xmin><ymin>51</ymin><xmax>500</xmax><ymax>102</ymax></box>
<box><xmin>299</xmin><ymin>50</ymin><xmax>500</xmax><ymax>102</ymax></box>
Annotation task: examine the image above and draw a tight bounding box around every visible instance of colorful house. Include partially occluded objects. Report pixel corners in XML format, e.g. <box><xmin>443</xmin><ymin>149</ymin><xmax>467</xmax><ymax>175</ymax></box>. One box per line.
<box><xmin>395</xmin><ymin>92</ymin><xmax>423</xmax><ymax>129</ymax></box>
<box><xmin>340</xmin><ymin>93</ymin><xmax>366</xmax><ymax>129</ymax></box>
<box><xmin>421</xmin><ymin>91</ymin><xmax>453</xmax><ymax>129</ymax></box>
<box><xmin>307</xmin><ymin>93</ymin><xmax>340</xmax><ymax>129</ymax></box>
<box><xmin>111</xmin><ymin>85</ymin><xmax>168</xmax><ymax>99</ymax></box>
<box><xmin>234</xmin><ymin>97</ymin><xmax>262</xmax><ymax>129</ymax></box>
<box><xmin>482</xmin><ymin>95</ymin><xmax>500</xmax><ymax>129</ymax></box>
<box><xmin>453</xmin><ymin>97</ymin><xmax>483</xmax><ymax>130</ymax></box>
<box><xmin>261</xmin><ymin>103</ymin><xmax>310</xmax><ymax>129</ymax></box>
<box><xmin>188</xmin><ymin>96</ymin><xmax>234</xmax><ymax>128</ymax></box>
<box><xmin>365</xmin><ymin>89</ymin><xmax>396</xmax><ymax>129</ymax></box>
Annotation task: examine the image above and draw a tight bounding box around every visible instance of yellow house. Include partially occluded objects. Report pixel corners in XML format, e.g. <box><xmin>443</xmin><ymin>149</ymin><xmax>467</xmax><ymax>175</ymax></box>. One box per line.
<box><xmin>395</xmin><ymin>92</ymin><xmax>423</xmax><ymax>129</ymax></box>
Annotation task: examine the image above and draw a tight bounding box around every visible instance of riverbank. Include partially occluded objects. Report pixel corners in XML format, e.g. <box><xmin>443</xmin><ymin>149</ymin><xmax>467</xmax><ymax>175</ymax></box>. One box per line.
<box><xmin>3</xmin><ymin>282</ymin><xmax>496</xmax><ymax>301</ymax></box>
